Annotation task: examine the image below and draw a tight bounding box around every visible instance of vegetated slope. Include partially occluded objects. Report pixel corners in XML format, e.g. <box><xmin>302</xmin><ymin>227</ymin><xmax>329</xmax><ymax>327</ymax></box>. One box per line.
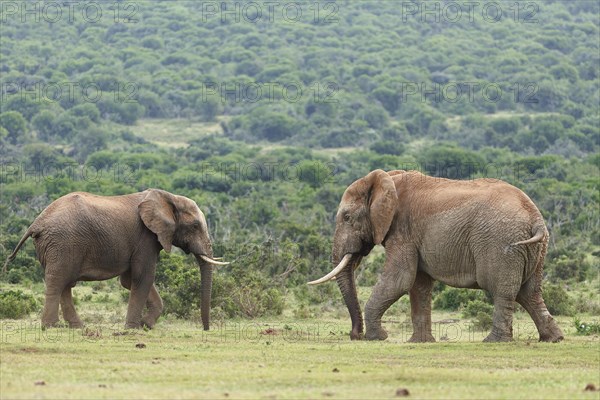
<box><xmin>0</xmin><ymin>1</ymin><xmax>597</xmax><ymax>151</ymax></box>
<box><xmin>0</xmin><ymin>1</ymin><xmax>598</xmax><ymax>317</ymax></box>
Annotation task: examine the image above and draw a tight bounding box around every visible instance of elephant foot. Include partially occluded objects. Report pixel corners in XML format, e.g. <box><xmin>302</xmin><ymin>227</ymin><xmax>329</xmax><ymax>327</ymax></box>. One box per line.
<box><xmin>365</xmin><ymin>326</ymin><xmax>388</xmax><ymax>341</ymax></box>
<box><xmin>539</xmin><ymin>329</ymin><xmax>564</xmax><ymax>343</ymax></box>
<box><xmin>124</xmin><ymin>322</ymin><xmax>143</xmax><ymax>329</ymax></box>
<box><xmin>141</xmin><ymin>317</ymin><xmax>156</xmax><ymax>330</ymax></box>
<box><xmin>349</xmin><ymin>329</ymin><xmax>363</xmax><ymax>340</ymax></box>
<box><xmin>483</xmin><ymin>331</ymin><xmax>513</xmax><ymax>343</ymax></box>
<box><xmin>539</xmin><ymin>319</ymin><xmax>564</xmax><ymax>343</ymax></box>
<box><xmin>408</xmin><ymin>333</ymin><xmax>436</xmax><ymax>343</ymax></box>
<box><xmin>41</xmin><ymin>319</ymin><xmax>61</xmax><ymax>329</ymax></box>
<box><xmin>68</xmin><ymin>321</ymin><xmax>84</xmax><ymax>329</ymax></box>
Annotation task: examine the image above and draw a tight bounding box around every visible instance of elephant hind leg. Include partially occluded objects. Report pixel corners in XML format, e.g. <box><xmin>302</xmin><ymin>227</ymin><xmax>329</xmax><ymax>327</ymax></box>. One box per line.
<box><xmin>408</xmin><ymin>271</ymin><xmax>435</xmax><ymax>343</ymax></box>
<box><xmin>41</xmin><ymin>273</ymin><xmax>63</xmax><ymax>328</ymax></box>
<box><xmin>484</xmin><ymin>295</ymin><xmax>515</xmax><ymax>342</ymax></box>
<box><xmin>60</xmin><ymin>285</ymin><xmax>83</xmax><ymax>328</ymax></box>
<box><xmin>516</xmin><ymin>278</ymin><xmax>564</xmax><ymax>342</ymax></box>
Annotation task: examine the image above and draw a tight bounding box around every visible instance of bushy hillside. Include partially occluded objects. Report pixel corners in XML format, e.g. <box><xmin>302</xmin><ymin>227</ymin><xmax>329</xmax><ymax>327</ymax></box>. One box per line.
<box><xmin>1</xmin><ymin>1</ymin><xmax>598</xmax><ymax>150</ymax></box>
<box><xmin>0</xmin><ymin>1</ymin><xmax>598</xmax><ymax>317</ymax></box>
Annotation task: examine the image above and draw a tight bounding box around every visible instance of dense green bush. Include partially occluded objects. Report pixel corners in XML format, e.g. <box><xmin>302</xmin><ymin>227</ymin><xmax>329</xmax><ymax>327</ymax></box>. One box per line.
<box><xmin>433</xmin><ymin>287</ymin><xmax>490</xmax><ymax>311</ymax></box>
<box><xmin>155</xmin><ymin>253</ymin><xmax>284</xmax><ymax>320</ymax></box>
<box><xmin>461</xmin><ymin>300</ymin><xmax>494</xmax><ymax>318</ymax></box>
<box><xmin>417</xmin><ymin>145</ymin><xmax>486</xmax><ymax>179</ymax></box>
<box><xmin>543</xmin><ymin>283</ymin><xmax>574</xmax><ymax>316</ymax></box>
<box><xmin>0</xmin><ymin>290</ymin><xmax>39</xmax><ymax>319</ymax></box>
<box><xmin>461</xmin><ymin>300</ymin><xmax>494</xmax><ymax>331</ymax></box>
<box><xmin>573</xmin><ymin>318</ymin><xmax>600</xmax><ymax>335</ymax></box>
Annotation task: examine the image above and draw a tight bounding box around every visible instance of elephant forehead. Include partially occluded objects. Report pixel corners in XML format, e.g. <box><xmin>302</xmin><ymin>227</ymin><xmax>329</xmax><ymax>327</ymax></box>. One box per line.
<box><xmin>198</xmin><ymin>211</ymin><xmax>208</xmax><ymax>230</ymax></box>
<box><xmin>337</xmin><ymin>200</ymin><xmax>365</xmax><ymax>217</ymax></box>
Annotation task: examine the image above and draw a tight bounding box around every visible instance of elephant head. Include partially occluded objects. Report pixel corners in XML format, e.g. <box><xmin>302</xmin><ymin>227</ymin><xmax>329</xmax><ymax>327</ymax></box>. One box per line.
<box><xmin>309</xmin><ymin>169</ymin><xmax>397</xmax><ymax>339</ymax></box>
<box><xmin>139</xmin><ymin>189</ymin><xmax>227</xmax><ymax>330</ymax></box>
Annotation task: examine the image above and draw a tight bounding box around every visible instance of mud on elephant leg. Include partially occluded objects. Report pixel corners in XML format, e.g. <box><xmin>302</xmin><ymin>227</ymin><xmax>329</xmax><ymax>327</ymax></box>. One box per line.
<box><xmin>408</xmin><ymin>271</ymin><xmax>435</xmax><ymax>343</ymax></box>
<box><xmin>516</xmin><ymin>278</ymin><xmax>564</xmax><ymax>342</ymax></box>
<box><xmin>60</xmin><ymin>286</ymin><xmax>83</xmax><ymax>328</ymax></box>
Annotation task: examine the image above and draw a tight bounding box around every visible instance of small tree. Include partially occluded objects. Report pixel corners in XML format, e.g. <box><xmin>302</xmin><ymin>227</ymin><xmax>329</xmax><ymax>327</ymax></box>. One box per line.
<box><xmin>0</xmin><ymin>111</ymin><xmax>27</xmax><ymax>144</ymax></box>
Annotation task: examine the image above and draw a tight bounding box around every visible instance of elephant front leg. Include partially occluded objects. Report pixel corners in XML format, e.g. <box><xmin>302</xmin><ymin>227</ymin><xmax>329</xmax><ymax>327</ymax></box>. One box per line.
<box><xmin>121</xmin><ymin>272</ymin><xmax>163</xmax><ymax>329</ymax></box>
<box><xmin>408</xmin><ymin>271</ymin><xmax>435</xmax><ymax>343</ymax></box>
<box><xmin>124</xmin><ymin>266</ymin><xmax>155</xmax><ymax>329</ymax></box>
<box><xmin>364</xmin><ymin>246</ymin><xmax>417</xmax><ymax>341</ymax></box>
<box><xmin>125</xmin><ymin>284</ymin><xmax>152</xmax><ymax>329</ymax></box>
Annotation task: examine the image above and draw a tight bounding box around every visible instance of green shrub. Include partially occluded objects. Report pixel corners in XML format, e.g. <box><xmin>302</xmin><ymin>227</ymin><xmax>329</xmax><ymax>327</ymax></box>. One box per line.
<box><xmin>433</xmin><ymin>287</ymin><xmax>490</xmax><ymax>311</ymax></box>
<box><xmin>573</xmin><ymin>318</ymin><xmax>600</xmax><ymax>335</ymax></box>
<box><xmin>461</xmin><ymin>300</ymin><xmax>494</xmax><ymax>331</ymax></box>
<box><xmin>212</xmin><ymin>270</ymin><xmax>285</xmax><ymax>319</ymax></box>
<box><xmin>461</xmin><ymin>300</ymin><xmax>494</xmax><ymax>318</ymax></box>
<box><xmin>0</xmin><ymin>290</ymin><xmax>39</xmax><ymax>319</ymax></box>
<box><xmin>155</xmin><ymin>253</ymin><xmax>285</xmax><ymax>319</ymax></box>
<box><xmin>543</xmin><ymin>283</ymin><xmax>574</xmax><ymax>316</ymax></box>
<box><xmin>473</xmin><ymin>312</ymin><xmax>493</xmax><ymax>331</ymax></box>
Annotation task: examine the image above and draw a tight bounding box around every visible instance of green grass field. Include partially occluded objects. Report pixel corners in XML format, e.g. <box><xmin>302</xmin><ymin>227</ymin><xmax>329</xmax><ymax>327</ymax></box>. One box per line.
<box><xmin>1</xmin><ymin>293</ymin><xmax>598</xmax><ymax>400</ymax></box>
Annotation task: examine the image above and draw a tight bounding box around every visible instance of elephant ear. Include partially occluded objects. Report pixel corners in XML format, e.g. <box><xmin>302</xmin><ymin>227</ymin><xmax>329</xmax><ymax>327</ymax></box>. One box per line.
<box><xmin>366</xmin><ymin>169</ymin><xmax>398</xmax><ymax>245</ymax></box>
<box><xmin>139</xmin><ymin>189</ymin><xmax>177</xmax><ymax>253</ymax></box>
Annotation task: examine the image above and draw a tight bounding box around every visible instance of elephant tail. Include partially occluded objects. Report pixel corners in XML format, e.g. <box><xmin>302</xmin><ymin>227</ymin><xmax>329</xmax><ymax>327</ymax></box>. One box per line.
<box><xmin>2</xmin><ymin>227</ymin><xmax>34</xmax><ymax>274</ymax></box>
<box><xmin>512</xmin><ymin>223</ymin><xmax>548</xmax><ymax>246</ymax></box>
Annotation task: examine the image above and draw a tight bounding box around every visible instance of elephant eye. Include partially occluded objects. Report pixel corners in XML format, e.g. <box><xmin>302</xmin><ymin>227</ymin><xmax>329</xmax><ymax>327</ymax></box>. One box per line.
<box><xmin>343</xmin><ymin>214</ymin><xmax>351</xmax><ymax>223</ymax></box>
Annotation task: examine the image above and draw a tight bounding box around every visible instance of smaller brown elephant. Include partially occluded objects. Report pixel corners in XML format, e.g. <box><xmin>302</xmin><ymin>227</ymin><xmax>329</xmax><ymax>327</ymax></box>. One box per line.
<box><xmin>3</xmin><ymin>189</ymin><xmax>228</xmax><ymax>329</ymax></box>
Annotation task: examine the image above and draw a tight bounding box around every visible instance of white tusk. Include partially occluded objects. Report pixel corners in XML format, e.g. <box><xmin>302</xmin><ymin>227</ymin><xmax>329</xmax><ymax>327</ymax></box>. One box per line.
<box><xmin>200</xmin><ymin>255</ymin><xmax>230</xmax><ymax>266</ymax></box>
<box><xmin>213</xmin><ymin>257</ymin><xmax>223</xmax><ymax>261</ymax></box>
<box><xmin>307</xmin><ymin>254</ymin><xmax>352</xmax><ymax>285</ymax></box>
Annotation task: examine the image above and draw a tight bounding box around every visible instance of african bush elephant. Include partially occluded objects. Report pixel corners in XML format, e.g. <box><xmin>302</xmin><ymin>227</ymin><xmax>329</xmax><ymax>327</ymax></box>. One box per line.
<box><xmin>3</xmin><ymin>189</ymin><xmax>227</xmax><ymax>330</ymax></box>
<box><xmin>309</xmin><ymin>169</ymin><xmax>564</xmax><ymax>343</ymax></box>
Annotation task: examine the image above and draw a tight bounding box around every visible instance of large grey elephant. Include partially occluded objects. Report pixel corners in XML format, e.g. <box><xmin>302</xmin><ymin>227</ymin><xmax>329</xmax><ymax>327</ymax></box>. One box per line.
<box><xmin>309</xmin><ymin>169</ymin><xmax>564</xmax><ymax>343</ymax></box>
<box><xmin>3</xmin><ymin>189</ymin><xmax>227</xmax><ymax>330</ymax></box>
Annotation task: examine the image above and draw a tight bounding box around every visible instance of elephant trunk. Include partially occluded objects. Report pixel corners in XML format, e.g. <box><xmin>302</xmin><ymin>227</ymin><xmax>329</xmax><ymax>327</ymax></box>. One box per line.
<box><xmin>335</xmin><ymin>255</ymin><xmax>364</xmax><ymax>340</ymax></box>
<box><xmin>196</xmin><ymin>256</ymin><xmax>213</xmax><ymax>331</ymax></box>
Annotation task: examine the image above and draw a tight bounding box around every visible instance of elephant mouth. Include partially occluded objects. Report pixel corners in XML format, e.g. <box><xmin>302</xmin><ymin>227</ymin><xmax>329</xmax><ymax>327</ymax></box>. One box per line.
<box><xmin>360</xmin><ymin>242</ymin><xmax>374</xmax><ymax>257</ymax></box>
<box><xmin>308</xmin><ymin>253</ymin><xmax>362</xmax><ymax>285</ymax></box>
